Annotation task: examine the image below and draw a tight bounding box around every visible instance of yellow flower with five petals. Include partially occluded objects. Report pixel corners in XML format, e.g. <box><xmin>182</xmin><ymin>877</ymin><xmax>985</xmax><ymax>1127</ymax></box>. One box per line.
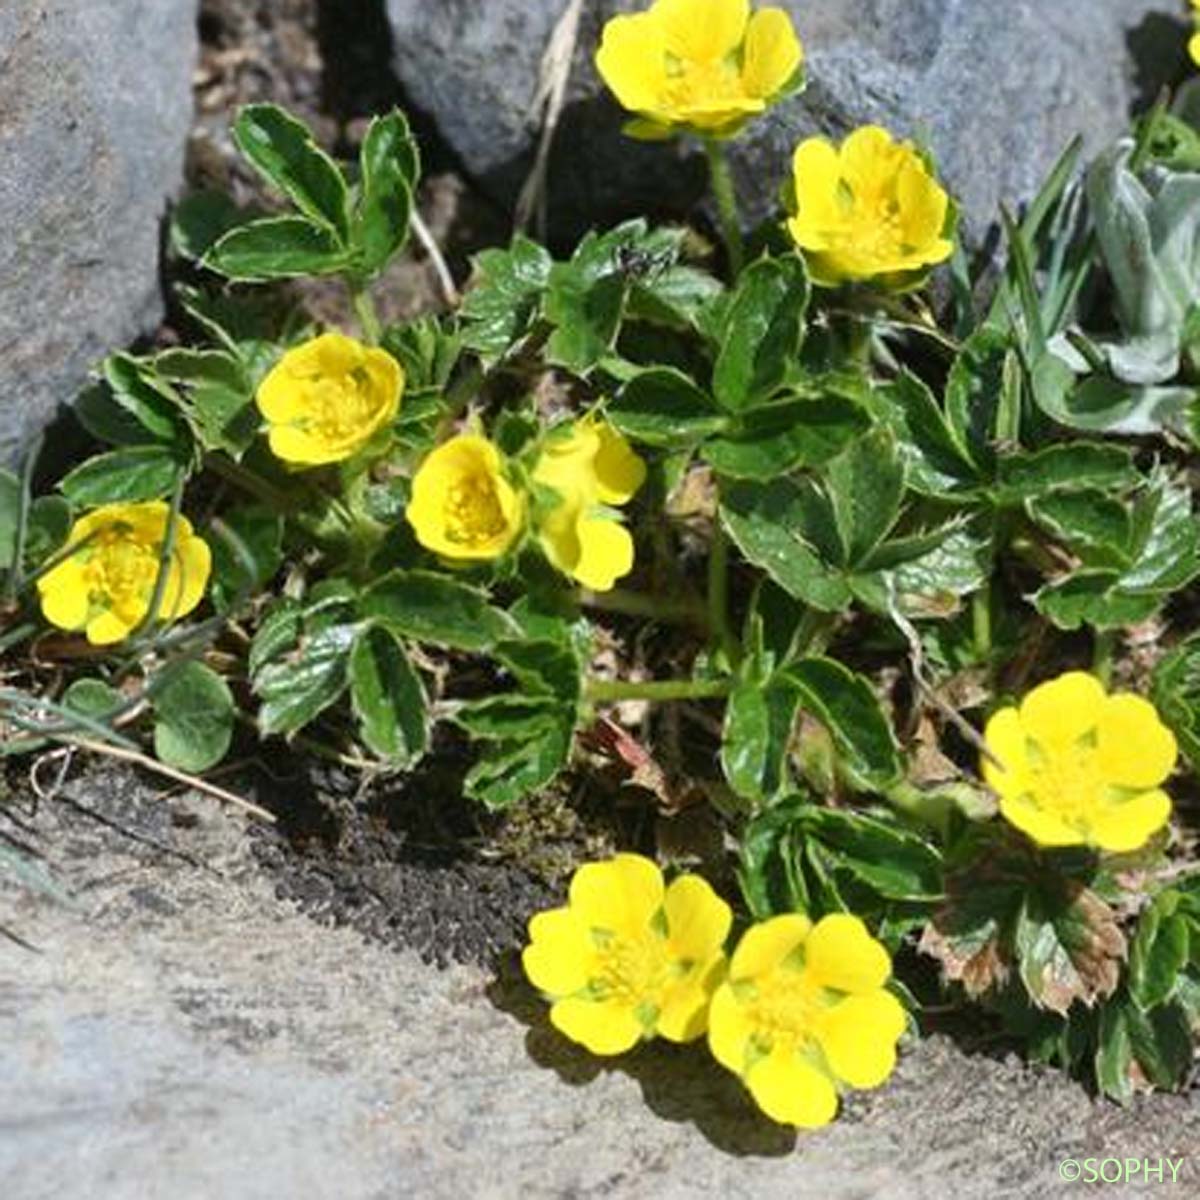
<box><xmin>531</xmin><ymin>418</ymin><xmax>646</xmax><ymax>592</ymax></box>
<box><xmin>523</xmin><ymin>853</ymin><xmax>732</xmax><ymax>1054</ymax></box>
<box><xmin>708</xmin><ymin>913</ymin><xmax>906</xmax><ymax>1128</ymax></box>
<box><xmin>256</xmin><ymin>332</ymin><xmax>402</xmax><ymax>466</ymax></box>
<box><xmin>406</xmin><ymin>434</ymin><xmax>525</xmax><ymax>562</ymax></box>
<box><xmin>37</xmin><ymin>502</ymin><xmax>211</xmax><ymax>645</ymax></box>
<box><xmin>596</xmin><ymin>0</ymin><xmax>804</xmax><ymax>141</ymax></box>
<box><xmin>982</xmin><ymin>671</ymin><xmax>1176</xmax><ymax>853</ymax></box>
<box><xmin>787</xmin><ymin>125</ymin><xmax>955</xmax><ymax>288</ymax></box>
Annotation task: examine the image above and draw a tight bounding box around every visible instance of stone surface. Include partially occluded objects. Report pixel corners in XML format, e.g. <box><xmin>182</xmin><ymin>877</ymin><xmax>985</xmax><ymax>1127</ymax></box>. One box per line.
<box><xmin>384</xmin><ymin>0</ymin><xmax>1188</xmax><ymax>246</ymax></box>
<box><xmin>0</xmin><ymin>0</ymin><xmax>197</xmax><ymax>466</ymax></box>
<box><xmin>2</xmin><ymin>764</ymin><xmax>1198</xmax><ymax>1199</ymax></box>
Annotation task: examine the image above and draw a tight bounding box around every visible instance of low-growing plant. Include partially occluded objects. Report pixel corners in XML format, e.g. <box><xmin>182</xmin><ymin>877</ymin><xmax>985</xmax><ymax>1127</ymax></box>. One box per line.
<box><xmin>2</xmin><ymin>0</ymin><xmax>1199</xmax><ymax>1131</ymax></box>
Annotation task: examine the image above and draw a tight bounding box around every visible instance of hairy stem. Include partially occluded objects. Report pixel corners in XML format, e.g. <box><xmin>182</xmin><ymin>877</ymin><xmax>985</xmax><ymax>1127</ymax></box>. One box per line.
<box><xmin>704</xmin><ymin>139</ymin><xmax>744</xmax><ymax>277</ymax></box>
<box><xmin>585</xmin><ymin>677</ymin><xmax>733</xmax><ymax>704</ymax></box>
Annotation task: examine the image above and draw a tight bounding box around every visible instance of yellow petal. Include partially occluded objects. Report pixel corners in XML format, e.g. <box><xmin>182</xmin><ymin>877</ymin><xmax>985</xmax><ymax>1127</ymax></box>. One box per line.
<box><xmin>815</xmin><ymin>990</ymin><xmax>906</xmax><ymax>1088</ymax></box>
<box><xmin>839</xmin><ymin>125</ymin><xmax>900</xmax><ymax>191</ymax></box>
<box><xmin>729</xmin><ymin>914</ymin><xmax>810</xmax><ymax>980</ymax></box>
<box><xmin>363</xmin><ymin>347</ymin><xmax>404</xmax><ymax>422</ymax></box>
<box><xmin>1191</xmin><ymin>30</ymin><xmax>1200</xmax><ymax>68</ymax></box>
<box><xmin>571</xmin><ymin>515</ymin><xmax>635</xmax><ymax>592</ymax></box>
<box><xmin>86</xmin><ymin>608</ymin><xmax>135</xmax><ymax>646</ymax></box>
<box><xmin>170</xmin><ymin>534</ymin><xmax>212</xmax><ymax>619</ymax></box>
<box><xmin>569</xmin><ymin>853</ymin><xmax>665</xmax><ymax>938</ymax></box>
<box><xmin>740</xmin><ymin>8</ymin><xmax>803</xmax><ymax>100</ymax></box>
<box><xmin>803</xmin><ymin>913</ymin><xmax>891</xmax><ymax>994</ymax></box>
<box><xmin>523</xmin><ymin>907</ymin><xmax>595</xmax><ymax>997</ymax></box>
<box><xmin>664</xmin><ymin>874</ymin><xmax>732</xmax><ymax>963</ymax></box>
<box><xmin>595</xmin><ymin>13</ymin><xmax>669</xmax><ymax>116</ymax></box>
<box><xmin>549</xmin><ymin>996</ymin><xmax>643</xmax><ymax>1056</ymax></box>
<box><xmin>37</xmin><ymin>557</ymin><xmax>90</xmax><ymax>631</ymax></box>
<box><xmin>656</xmin><ymin>973</ymin><xmax>719</xmax><ymax>1043</ymax></box>
<box><xmin>267</xmin><ymin>423</ymin><xmax>340</xmax><ymax>466</ymax></box>
<box><xmin>1096</xmin><ymin>694</ymin><xmax>1177</xmax><ymax>789</ymax></box>
<box><xmin>655</xmin><ymin>0</ymin><xmax>748</xmax><ymax>63</ymax></box>
<box><xmin>982</xmin><ymin>706</ymin><xmax>1029</xmax><ymax>800</ymax></box>
<box><xmin>593</xmin><ymin>423</ymin><xmax>646</xmax><ymax>506</ymax></box>
<box><xmin>746</xmin><ymin>1046</ymin><xmax>838</xmax><ymax>1128</ymax></box>
<box><xmin>1019</xmin><ymin>671</ymin><xmax>1105</xmax><ymax>749</ymax></box>
<box><xmin>999</xmin><ymin>795</ymin><xmax>1083</xmax><ymax>848</ymax></box>
<box><xmin>707</xmin><ymin>981</ymin><xmax>754</xmax><ymax>1072</ymax></box>
<box><xmin>788</xmin><ymin>138</ymin><xmax>845</xmax><ymax>251</ymax></box>
<box><xmin>1088</xmin><ymin>789</ymin><xmax>1172</xmax><ymax>854</ymax></box>
<box><xmin>896</xmin><ymin>158</ymin><xmax>950</xmax><ymax>252</ymax></box>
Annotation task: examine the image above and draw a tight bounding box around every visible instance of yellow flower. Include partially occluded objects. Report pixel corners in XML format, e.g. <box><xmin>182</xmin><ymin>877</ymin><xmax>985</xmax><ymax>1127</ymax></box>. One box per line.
<box><xmin>256</xmin><ymin>332</ymin><xmax>402</xmax><ymax>466</ymax></box>
<box><xmin>1192</xmin><ymin>3</ymin><xmax>1200</xmax><ymax>67</ymax></box>
<box><xmin>982</xmin><ymin>671</ymin><xmax>1177</xmax><ymax>854</ymax></box>
<box><xmin>787</xmin><ymin>125</ymin><xmax>955</xmax><ymax>288</ymax></box>
<box><xmin>406</xmin><ymin>434</ymin><xmax>525</xmax><ymax>561</ymax></box>
<box><xmin>523</xmin><ymin>853</ymin><xmax>732</xmax><ymax>1054</ymax></box>
<box><xmin>708</xmin><ymin>913</ymin><xmax>906</xmax><ymax>1128</ymax></box>
<box><xmin>37</xmin><ymin>502</ymin><xmax>211</xmax><ymax>645</ymax></box>
<box><xmin>595</xmin><ymin>0</ymin><xmax>804</xmax><ymax>140</ymax></box>
<box><xmin>532</xmin><ymin>418</ymin><xmax>646</xmax><ymax>592</ymax></box>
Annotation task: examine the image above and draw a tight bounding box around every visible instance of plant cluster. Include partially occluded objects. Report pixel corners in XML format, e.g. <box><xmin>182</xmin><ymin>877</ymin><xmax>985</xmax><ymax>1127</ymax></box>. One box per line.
<box><xmin>3</xmin><ymin>0</ymin><xmax>1200</xmax><ymax>1130</ymax></box>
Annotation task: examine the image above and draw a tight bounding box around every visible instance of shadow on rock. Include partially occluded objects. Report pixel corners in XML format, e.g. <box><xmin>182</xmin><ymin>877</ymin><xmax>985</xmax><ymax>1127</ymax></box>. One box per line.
<box><xmin>487</xmin><ymin>951</ymin><xmax>797</xmax><ymax>1158</ymax></box>
<box><xmin>1126</xmin><ymin>13</ymin><xmax>1191</xmax><ymax>115</ymax></box>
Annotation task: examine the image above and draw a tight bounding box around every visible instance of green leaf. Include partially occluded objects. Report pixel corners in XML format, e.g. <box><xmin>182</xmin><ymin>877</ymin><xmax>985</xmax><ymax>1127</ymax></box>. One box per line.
<box><xmin>785</xmin><ymin>657</ymin><xmax>901</xmax><ymax>787</ymax></box>
<box><xmin>607</xmin><ymin>367</ymin><xmax>728</xmax><ymax>448</ymax></box>
<box><xmin>1026</xmin><ymin>490</ymin><xmax>1133</xmax><ymax>569</ymax></box>
<box><xmin>254</xmin><ymin>622</ymin><xmax>357</xmax><ymax>736</ymax></box>
<box><xmin>353</xmin><ymin>109</ymin><xmax>419</xmax><ymax>277</ymax></box>
<box><xmin>627</xmin><ymin>265</ymin><xmax>723</xmax><ymax>330</ymax></box>
<box><xmin>102</xmin><ymin>354</ymin><xmax>189</xmax><ymax>446</ymax></box>
<box><xmin>359</xmin><ymin>570</ymin><xmax>519</xmax><ymax>651</ymax></box>
<box><xmin>1151</xmin><ymin>632</ymin><xmax>1200</xmax><ymax>767</ymax></box>
<box><xmin>348</xmin><ymin>625</ymin><xmax>428</xmax><ymax>764</ymax></box>
<box><xmin>209</xmin><ymin>505</ymin><xmax>284</xmax><ymax>611</ymax></box>
<box><xmin>720</xmin><ymin>478</ymin><xmax>851</xmax><ymax>611</ymax></box>
<box><xmin>882</xmin><ymin>370</ymin><xmax>979</xmax><ymax>497</ymax></box>
<box><xmin>825</xmin><ymin>427</ymin><xmax>905</xmax><ymax>565</ymax></box>
<box><xmin>170</xmin><ymin>188</ymin><xmax>246</xmax><ymax>260</ymax></box>
<box><xmin>248</xmin><ymin>599</ymin><xmax>303</xmax><ymax>676</ymax></box>
<box><xmin>464</xmin><ymin>722</ymin><xmax>572</xmax><ymax>811</ymax></box>
<box><xmin>233</xmin><ymin>103</ymin><xmax>350</xmax><ymax>239</ymax></box>
<box><xmin>152</xmin><ymin>661</ymin><xmax>235</xmax><ymax>772</ymax></box>
<box><xmin>63</xmin><ymin>677</ymin><xmax>123</xmax><ymax>720</ymax></box>
<box><xmin>24</xmin><ymin>496</ymin><xmax>72</xmax><ymax>569</ymax></box>
<box><xmin>204</xmin><ymin>216</ymin><xmax>350</xmax><ymax>281</ymax></box>
<box><xmin>60</xmin><ymin>445</ymin><xmax>184</xmax><ymax>506</ymax></box>
<box><xmin>701</xmin><ymin>392</ymin><xmax>869</xmax><ymax>479</ymax></box>
<box><xmin>721</xmin><ymin>675</ymin><xmax>801</xmax><ymax>802</ymax></box>
<box><xmin>453</xmin><ymin>694</ymin><xmax>564</xmax><ymax>740</ymax></box>
<box><xmin>1034</xmin><ymin>572</ymin><xmax>1163</xmax><ymax>631</ymax></box>
<box><xmin>992</xmin><ymin>442</ymin><xmax>1137</xmax><ymax>505</ymax></box>
<box><xmin>460</xmin><ymin>236</ymin><xmax>553</xmax><ymax>363</ymax></box>
<box><xmin>737</xmin><ymin>795</ymin><xmax>811</xmax><ymax>919</ymax></box>
<box><xmin>712</xmin><ymin>256</ymin><xmax>809</xmax><ymax>411</ymax></box>
<box><xmin>800</xmin><ymin>807</ymin><xmax>943</xmax><ymax>902</ymax></box>
<box><xmin>493</xmin><ymin>637</ymin><xmax>583</xmax><ymax>704</ymax></box>
<box><xmin>1129</xmin><ymin>897</ymin><xmax>1190</xmax><ymax>1011</ymax></box>
<box><xmin>945</xmin><ymin>328</ymin><xmax>1009</xmax><ymax>469</ymax></box>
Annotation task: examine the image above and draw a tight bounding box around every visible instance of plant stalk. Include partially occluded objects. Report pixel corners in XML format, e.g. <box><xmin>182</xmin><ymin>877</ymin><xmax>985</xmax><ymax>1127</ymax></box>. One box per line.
<box><xmin>704</xmin><ymin>139</ymin><xmax>744</xmax><ymax>277</ymax></box>
<box><xmin>585</xmin><ymin>677</ymin><xmax>733</xmax><ymax>704</ymax></box>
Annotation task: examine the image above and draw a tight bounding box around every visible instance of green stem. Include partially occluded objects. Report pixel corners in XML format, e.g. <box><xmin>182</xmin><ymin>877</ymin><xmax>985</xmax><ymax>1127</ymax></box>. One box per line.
<box><xmin>576</xmin><ymin>587</ymin><xmax>706</xmax><ymax>626</ymax></box>
<box><xmin>972</xmin><ymin>584</ymin><xmax>992</xmax><ymax>661</ymax></box>
<box><xmin>350</xmin><ymin>284</ymin><xmax>382</xmax><ymax>345</ymax></box>
<box><xmin>1093</xmin><ymin>628</ymin><xmax>1117</xmax><ymax>688</ymax></box>
<box><xmin>585</xmin><ymin>677</ymin><xmax>733</xmax><ymax>704</ymax></box>
<box><xmin>704</xmin><ymin>139</ymin><xmax>744</xmax><ymax>277</ymax></box>
<box><xmin>707</xmin><ymin>513</ymin><xmax>736</xmax><ymax>662</ymax></box>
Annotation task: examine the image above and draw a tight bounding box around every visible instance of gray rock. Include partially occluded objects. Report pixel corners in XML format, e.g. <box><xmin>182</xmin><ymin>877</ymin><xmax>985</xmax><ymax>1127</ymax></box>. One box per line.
<box><xmin>0</xmin><ymin>0</ymin><xmax>197</xmax><ymax>466</ymax></box>
<box><xmin>385</xmin><ymin>0</ymin><xmax>1186</xmax><ymax>246</ymax></box>
<box><xmin>2</xmin><ymin>763</ymin><xmax>1198</xmax><ymax>1199</ymax></box>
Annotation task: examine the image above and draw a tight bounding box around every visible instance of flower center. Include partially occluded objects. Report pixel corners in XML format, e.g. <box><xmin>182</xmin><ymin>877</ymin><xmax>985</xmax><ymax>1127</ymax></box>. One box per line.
<box><xmin>443</xmin><ymin>477</ymin><xmax>508</xmax><ymax>548</ymax></box>
<box><xmin>84</xmin><ymin>527</ymin><xmax>159</xmax><ymax>615</ymax></box>
<box><xmin>1027</xmin><ymin>740</ymin><xmax>1106</xmax><ymax>826</ymax></box>
<box><xmin>592</xmin><ymin>930</ymin><xmax>672</xmax><ymax>1006</ymax></box>
<box><xmin>304</xmin><ymin>372</ymin><xmax>376</xmax><ymax>445</ymax></box>
<box><xmin>745</xmin><ymin>966</ymin><xmax>831</xmax><ymax>1056</ymax></box>
<box><xmin>661</xmin><ymin>55</ymin><xmax>745</xmax><ymax>111</ymax></box>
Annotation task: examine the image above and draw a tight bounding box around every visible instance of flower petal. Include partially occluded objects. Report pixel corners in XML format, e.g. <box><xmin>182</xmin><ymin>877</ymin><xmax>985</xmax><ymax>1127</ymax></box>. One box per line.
<box><xmin>595</xmin><ymin>13</ymin><xmax>668</xmax><ymax>116</ymax></box>
<box><xmin>37</xmin><ymin>557</ymin><xmax>90</xmax><ymax>631</ymax></box>
<box><xmin>572</xmin><ymin>515</ymin><xmax>635</xmax><ymax>592</ymax></box>
<box><xmin>740</xmin><ymin>8</ymin><xmax>803</xmax><ymax>100</ymax></box>
<box><xmin>656</xmin><ymin>971</ymin><xmax>721</xmax><ymax>1043</ymax></box>
<box><xmin>746</xmin><ymin>1046</ymin><xmax>839</xmax><ymax>1128</ymax></box>
<box><xmin>707</xmin><ymin>981</ymin><xmax>754</xmax><ymax>1072</ymax></box>
<box><xmin>569</xmin><ymin>853</ymin><xmax>665</xmax><ymax>938</ymax></box>
<box><xmin>788</xmin><ymin>138</ymin><xmax>844</xmax><ymax>251</ymax></box>
<box><xmin>999</xmin><ymin>794</ymin><xmax>1082</xmax><ymax>848</ymax></box>
<box><xmin>896</xmin><ymin>157</ymin><xmax>950</xmax><ymax>253</ymax></box>
<box><xmin>1089</xmin><ymin>789</ymin><xmax>1172</xmax><ymax>854</ymax></box>
<box><xmin>664</xmin><ymin>874</ymin><xmax>732</xmax><ymax>963</ymax></box>
<box><xmin>86</xmin><ymin>608</ymin><xmax>135</xmax><ymax>646</ymax></box>
<box><xmin>549</xmin><ymin>996</ymin><xmax>643</xmax><ymax>1056</ymax></box>
<box><xmin>1019</xmin><ymin>671</ymin><xmax>1105</xmax><ymax>749</ymax></box>
<box><xmin>593</xmin><ymin>423</ymin><xmax>646</xmax><ymax>506</ymax></box>
<box><xmin>729</xmin><ymin>914</ymin><xmax>811</xmax><ymax>980</ymax></box>
<box><xmin>803</xmin><ymin>913</ymin><xmax>891</xmax><ymax>994</ymax></box>
<box><xmin>523</xmin><ymin>907</ymin><xmax>595</xmax><ymax>997</ymax></box>
<box><xmin>1096</xmin><ymin>694</ymin><xmax>1177</xmax><ymax>789</ymax></box>
<box><xmin>982</xmin><ymin>706</ymin><xmax>1030</xmax><ymax>800</ymax></box>
<box><xmin>815</xmin><ymin>990</ymin><xmax>906</xmax><ymax>1088</ymax></box>
<box><xmin>655</xmin><ymin>0</ymin><xmax>748</xmax><ymax>64</ymax></box>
